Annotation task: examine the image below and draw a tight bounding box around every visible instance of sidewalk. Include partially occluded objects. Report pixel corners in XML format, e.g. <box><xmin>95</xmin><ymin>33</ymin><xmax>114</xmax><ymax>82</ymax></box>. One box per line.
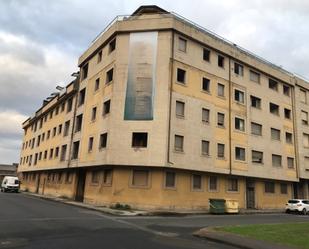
<box><xmin>22</xmin><ymin>191</ymin><xmax>284</xmax><ymax>216</ymax></box>
<box><xmin>193</xmin><ymin>228</ymin><xmax>296</xmax><ymax>249</ymax></box>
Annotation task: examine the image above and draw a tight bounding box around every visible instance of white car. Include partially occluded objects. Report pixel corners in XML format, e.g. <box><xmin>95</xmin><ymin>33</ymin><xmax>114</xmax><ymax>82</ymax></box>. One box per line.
<box><xmin>285</xmin><ymin>199</ymin><xmax>309</xmax><ymax>215</ymax></box>
<box><xmin>1</xmin><ymin>176</ymin><xmax>20</xmax><ymax>193</ymax></box>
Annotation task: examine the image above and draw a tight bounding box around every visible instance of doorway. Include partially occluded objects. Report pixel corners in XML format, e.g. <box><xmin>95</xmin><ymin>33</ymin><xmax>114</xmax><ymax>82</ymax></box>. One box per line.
<box><xmin>35</xmin><ymin>173</ymin><xmax>41</xmax><ymax>194</ymax></box>
<box><xmin>246</xmin><ymin>179</ymin><xmax>255</xmax><ymax>209</ymax></box>
<box><xmin>75</xmin><ymin>169</ymin><xmax>86</xmax><ymax>202</ymax></box>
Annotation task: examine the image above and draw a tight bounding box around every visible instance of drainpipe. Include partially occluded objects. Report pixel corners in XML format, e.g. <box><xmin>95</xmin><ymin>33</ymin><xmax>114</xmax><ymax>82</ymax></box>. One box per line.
<box><xmin>228</xmin><ymin>57</ymin><xmax>232</xmax><ymax>175</ymax></box>
<box><xmin>167</xmin><ymin>30</ymin><xmax>175</xmax><ymax>165</ymax></box>
<box><xmin>67</xmin><ymin>76</ymin><xmax>80</xmax><ymax>168</ymax></box>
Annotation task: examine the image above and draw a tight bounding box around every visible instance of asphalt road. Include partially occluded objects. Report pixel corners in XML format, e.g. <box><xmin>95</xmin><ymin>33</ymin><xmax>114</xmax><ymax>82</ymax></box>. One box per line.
<box><xmin>0</xmin><ymin>193</ymin><xmax>308</xmax><ymax>249</ymax></box>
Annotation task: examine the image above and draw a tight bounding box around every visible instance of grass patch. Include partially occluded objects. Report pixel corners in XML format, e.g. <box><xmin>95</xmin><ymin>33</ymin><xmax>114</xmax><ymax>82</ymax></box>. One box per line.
<box><xmin>216</xmin><ymin>222</ymin><xmax>309</xmax><ymax>249</ymax></box>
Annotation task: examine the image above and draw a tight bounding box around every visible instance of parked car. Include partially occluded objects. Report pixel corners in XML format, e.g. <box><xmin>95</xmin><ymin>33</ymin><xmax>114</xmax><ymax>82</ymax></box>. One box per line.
<box><xmin>1</xmin><ymin>176</ymin><xmax>20</xmax><ymax>193</ymax></box>
<box><xmin>285</xmin><ymin>199</ymin><xmax>309</xmax><ymax>215</ymax></box>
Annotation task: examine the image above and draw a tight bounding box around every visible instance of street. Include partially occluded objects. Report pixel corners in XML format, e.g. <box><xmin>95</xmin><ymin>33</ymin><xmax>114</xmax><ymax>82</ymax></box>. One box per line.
<box><xmin>0</xmin><ymin>193</ymin><xmax>308</xmax><ymax>249</ymax></box>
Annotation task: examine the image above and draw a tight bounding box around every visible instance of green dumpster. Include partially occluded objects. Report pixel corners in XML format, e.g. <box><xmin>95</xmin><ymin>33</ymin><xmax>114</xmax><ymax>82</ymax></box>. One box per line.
<box><xmin>209</xmin><ymin>199</ymin><xmax>226</xmax><ymax>214</ymax></box>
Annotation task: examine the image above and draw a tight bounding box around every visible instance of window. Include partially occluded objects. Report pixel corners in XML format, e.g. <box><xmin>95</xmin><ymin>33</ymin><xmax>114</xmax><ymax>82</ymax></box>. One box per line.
<box><xmin>227</xmin><ymin>178</ymin><xmax>238</xmax><ymax>192</ymax></box>
<box><xmin>235</xmin><ymin>147</ymin><xmax>245</xmax><ymax>161</ymax></box>
<box><xmin>235</xmin><ymin>117</ymin><xmax>245</xmax><ymax>131</ymax></box>
<box><xmin>39</xmin><ymin>152</ymin><xmax>42</xmax><ymax>161</ymax></box>
<box><xmin>53</xmin><ymin>127</ymin><xmax>56</xmax><ymax>137</ymax></box>
<box><xmin>178</xmin><ymin>37</ymin><xmax>187</xmax><ymax>52</ymax></box>
<box><xmin>202</xmin><ymin>77</ymin><xmax>210</xmax><ymax>92</ymax></box>
<box><xmin>44</xmin><ymin>150</ymin><xmax>47</xmax><ymax>160</ymax></box>
<box><xmin>303</xmin><ymin>133</ymin><xmax>309</xmax><ymax>147</ymax></box>
<box><xmin>305</xmin><ymin>157</ymin><xmax>309</xmax><ymax>169</ymax></box>
<box><xmin>165</xmin><ymin>172</ymin><xmax>176</xmax><ymax>188</ymax></box>
<box><xmin>280</xmin><ymin>183</ymin><xmax>288</xmax><ymax>194</ymax></box>
<box><xmin>287</xmin><ymin>157</ymin><xmax>294</xmax><ymax>169</ymax></box>
<box><xmin>269</xmin><ymin>78</ymin><xmax>278</xmax><ymax>91</ymax></box>
<box><xmin>42</xmin><ymin>133</ymin><xmax>45</xmax><ymax>141</ymax></box>
<box><xmin>106</xmin><ymin>68</ymin><xmax>114</xmax><ymax>84</ymax></box>
<box><xmin>252</xmin><ymin>150</ymin><xmax>263</xmax><ymax>164</ymax></box>
<box><xmin>55</xmin><ymin>106</ymin><xmax>59</xmax><ymax>115</ymax></box>
<box><xmin>58</xmin><ymin>124</ymin><xmax>62</xmax><ymax>135</ymax></box>
<box><xmin>49</xmin><ymin>148</ymin><xmax>54</xmax><ymax>159</ymax></box>
<box><xmin>284</xmin><ymin>108</ymin><xmax>291</xmax><ymax>119</ymax></box>
<box><xmin>269</xmin><ymin>103</ymin><xmax>279</xmax><ymax>115</ymax></box>
<box><xmin>217</xmin><ymin>83</ymin><xmax>225</xmax><ymax>97</ymax></box>
<box><xmin>177</xmin><ymin>68</ymin><xmax>186</xmax><ymax>84</ymax></box>
<box><xmin>55</xmin><ymin>147</ymin><xmax>59</xmax><ymax>158</ymax></box>
<box><xmin>103</xmin><ymin>169</ymin><xmax>112</xmax><ymax>185</ymax></box>
<box><xmin>132</xmin><ymin>132</ymin><xmax>148</xmax><ymax>148</ymax></box>
<box><xmin>109</xmin><ymin>39</ymin><xmax>116</xmax><ymax>53</ymax></box>
<box><xmin>251</xmin><ymin>122</ymin><xmax>262</xmax><ymax>136</ymax></box>
<box><xmin>97</xmin><ymin>50</ymin><xmax>102</xmax><ymax>63</ymax></box>
<box><xmin>174</xmin><ymin>135</ymin><xmax>184</xmax><ymax>152</ymax></box>
<box><xmin>271</xmin><ymin>128</ymin><xmax>280</xmax><ymax>141</ymax></box>
<box><xmin>99</xmin><ymin>133</ymin><xmax>108</xmax><ymax>149</ymax></box>
<box><xmin>234</xmin><ymin>89</ymin><xmax>245</xmax><ymax>103</ymax></box>
<box><xmin>91</xmin><ymin>107</ymin><xmax>97</xmax><ymax>121</ymax></box>
<box><xmin>72</xmin><ymin>141</ymin><xmax>80</xmax><ymax>159</ymax></box>
<box><xmin>283</xmin><ymin>85</ymin><xmax>290</xmax><ymax>96</ymax></box>
<box><xmin>265</xmin><ymin>182</ymin><xmax>275</xmax><ymax>193</ymax></box>
<box><xmin>37</xmin><ymin>135</ymin><xmax>41</xmax><ymax>147</ymax></box>
<box><xmin>217</xmin><ymin>143</ymin><xmax>225</xmax><ymax>158</ymax></box>
<box><xmin>75</xmin><ymin>114</ymin><xmax>83</xmax><ymax>132</ymax></box>
<box><xmin>234</xmin><ymin>63</ymin><xmax>244</xmax><ymax>76</ymax></box>
<box><xmin>250</xmin><ymin>70</ymin><xmax>260</xmax><ymax>83</ymax></box>
<box><xmin>201</xmin><ymin>140</ymin><xmax>209</xmax><ymax>155</ymax></box>
<box><xmin>49</xmin><ymin>111</ymin><xmax>53</xmax><ymax>119</ymax></box>
<box><xmin>64</xmin><ymin>120</ymin><xmax>70</xmax><ymax>137</ymax></box>
<box><xmin>91</xmin><ymin>170</ymin><xmax>100</xmax><ymax>184</ymax></box>
<box><xmin>65</xmin><ymin>172</ymin><xmax>72</xmax><ymax>184</ymax></box>
<box><xmin>286</xmin><ymin>132</ymin><xmax>293</xmax><ymax>144</ymax></box>
<box><xmin>217</xmin><ymin>113</ymin><xmax>225</xmax><ymax>127</ymax></box>
<box><xmin>202</xmin><ymin>108</ymin><xmax>210</xmax><ymax>123</ymax></box>
<box><xmin>218</xmin><ymin>55</ymin><xmax>224</xmax><ymax>68</ymax></box>
<box><xmin>272</xmin><ymin>154</ymin><xmax>282</xmax><ymax>167</ymax></box>
<box><xmin>88</xmin><ymin>137</ymin><xmax>94</xmax><ymax>152</ymax></box>
<box><xmin>132</xmin><ymin>170</ymin><xmax>149</xmax><ymax>187</ymax></box>
<box><xmin>192</xmin><ymin>174</ymin><xmax>202</xmax><ymax>190</ymax></box>
<box><xmin>60</xmin><ymin>144</ymin><xmax>67</xmax><ymax>161</ymax></box>
<box><xmin>81</xmin><ymin>63</ymin><xmax>88</xmax><ymax>80</ymax></box>
<box><xmin>203</xmin><ymin>48</ymin><xmax>210</xmax><ymax>62</ymax></box>
<box><xmin>34</xmin><ymin>153</ymin><xmax>38</xmax><ymax>165</ymax></box>
<box><xmin>250</xmin><ymin>95</ymin><xmax>261</xmax><ymax>109</ymax></box>
<box><xmin>78</xmin><ymin>88</ymin><xmax>86</xmax><ymax>106</ymax></box>
<box><xmin>209</xmin><ymin>176</ymin><xmax>217</xmax><ymax>191</ymax></box>
<box><xmin>103</xmin><ymin>100</ymin><xmax>111</xmax><ymax>116</ymax></box>
<box><xmin>176</xmin><ymin>101</ymin><xmax>185</xmax><ymax>117</ymax></box>
<box><xmin>300</xmin><ymin>89</ymin><xmax>307</xmax><ymax>103</ymax></box>
<box><xmin>95</xmin><ymin>78</ymin><xmax>100</xmax><ymax>91</ymax></box>
<box><xmin>301</xmin><ymin>110</ymin><xmax>308</xmax><ymax>125</ymax></box>
<box><xmin>67</xmin><ymin>98</ymin><xmax>73</xmax><ymax>113</ymax></box>
<box><xmin>61</xmin><ymin>103</ymin><xmax>65</xmax><ymax>112</ymax></box>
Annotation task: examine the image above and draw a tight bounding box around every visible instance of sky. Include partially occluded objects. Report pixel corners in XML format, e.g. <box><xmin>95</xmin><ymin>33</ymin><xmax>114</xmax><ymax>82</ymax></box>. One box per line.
<box><xmin>1</xmin><ymin>0</ymin><xmax>309</xmax><ymax>164</ymax></box>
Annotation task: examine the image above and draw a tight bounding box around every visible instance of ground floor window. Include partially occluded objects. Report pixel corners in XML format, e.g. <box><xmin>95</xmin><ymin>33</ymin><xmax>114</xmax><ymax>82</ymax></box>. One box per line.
<box><xmin>209</xmin><ymin>176</ymin><xmax>218</xmax><ymax>191</ymax></box>
<box><xmin>103</xmin><ymin>169</ymin><xmax>113</xmax><ymax>185</ymax></box>
<box><xmin>280</xmin><ymin>183</ymin><xmax>288</xmax><ymax>194</ymax></box>
<box><xmin>132</xmin><ymin>169</ymin><xmax>149</xmax><ymax>187</ymax></box>
<box><xmin>227</xmin><ymin>178</ymin><xmax>238</xmax><ymax>192</ymax></box>
<box><xmin>165</xmin><ymin>172</ymin><xmax>176</xmax><ymax>188</ymax></box>
<box><xmin>192</xmin><ymin>174</ymin><xmax>202</xmax><ymax>190</ymax></box>
<box><xmin>265</xmin><ymin>182</ymin><xmax>275</xmax><ymax>193</ymax></box>
<box><xmin>91</xmin><ymin>170</ymin><xmax>100</xmax><ymax>184</ymax></box>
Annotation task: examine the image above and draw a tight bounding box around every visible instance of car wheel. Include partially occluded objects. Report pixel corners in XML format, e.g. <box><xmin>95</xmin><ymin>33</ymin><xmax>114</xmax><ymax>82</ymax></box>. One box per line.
<box><xmin>302</xmin><ymin>209</ymin><xmax>307</xmax><ymax>215</ymax></box>
<box><xmin>286</xmin><ymin>209</ymin><xmax>290</xmax><ymax>214</ymax></box>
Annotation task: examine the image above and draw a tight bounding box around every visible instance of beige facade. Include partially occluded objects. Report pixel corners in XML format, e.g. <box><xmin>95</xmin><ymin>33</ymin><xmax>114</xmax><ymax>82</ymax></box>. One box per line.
<box><xmin>18</xmin><ymin>6</ymin><xmax>309</xmax><ymax>210</ymax></box>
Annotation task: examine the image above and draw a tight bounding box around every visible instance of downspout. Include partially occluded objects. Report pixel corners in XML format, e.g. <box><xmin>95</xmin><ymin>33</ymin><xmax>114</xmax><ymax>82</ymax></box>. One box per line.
<box><xmin>167</xmin><ymin>30</ymin><xmax>175</xmax><ymax>165</ymax></box>
<box><xmin>228</xmin><ymin>57</ymin><xmax>232</xmax><ymax>175</ymax></box>
<box><xmin>291</xmin><ymin>78</ymin><xmax>300</xmax><ymax>191</ymax></box>
<box><xmin>67</xmin><ymin>76</ymin><xmax>80</xmax><ymax>168</ymax></box>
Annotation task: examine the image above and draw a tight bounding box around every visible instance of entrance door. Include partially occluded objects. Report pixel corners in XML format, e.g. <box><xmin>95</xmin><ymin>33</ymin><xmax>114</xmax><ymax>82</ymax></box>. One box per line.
<box><xmin>246</xmin><ymin>180</ymin><xmax>255</xmax><ymax>209</ymax></box>
<box><xmin>35</xmin><ymin>173</ymin><xmax>40</xmax><ymax>193</ymax></box>
<box><xmin>75</xmin><ymin>170</ymin><xmax>86</xmax><ymax>202</ymax></box>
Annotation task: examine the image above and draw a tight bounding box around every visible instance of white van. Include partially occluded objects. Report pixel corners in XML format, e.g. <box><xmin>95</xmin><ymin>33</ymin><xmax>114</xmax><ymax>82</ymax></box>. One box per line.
<box><xmin>1</xmin><ymin>176</ymin><xmax>20</xmax><ymax>193</ymax></box>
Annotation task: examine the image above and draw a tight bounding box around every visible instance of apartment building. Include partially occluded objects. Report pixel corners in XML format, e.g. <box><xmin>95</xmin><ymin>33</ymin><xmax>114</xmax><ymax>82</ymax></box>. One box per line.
<box><xmin>18</xmin><ymin>5</ymin><xmax>309</xmax><ymax>210</ymax></box>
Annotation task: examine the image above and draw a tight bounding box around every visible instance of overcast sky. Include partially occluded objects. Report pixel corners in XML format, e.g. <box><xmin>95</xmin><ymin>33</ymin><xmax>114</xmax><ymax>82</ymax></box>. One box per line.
<box><xmin>1</xmin><ymin>0</ymin><xmax>309</xmax><ymax>164</ymax></box>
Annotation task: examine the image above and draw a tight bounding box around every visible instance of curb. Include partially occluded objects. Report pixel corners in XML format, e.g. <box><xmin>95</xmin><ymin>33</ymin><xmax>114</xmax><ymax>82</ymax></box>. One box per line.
<box><xmin>193</xmin><ymin>228</ymin><xmax>296</xmax><ymax>249</ymax></box>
